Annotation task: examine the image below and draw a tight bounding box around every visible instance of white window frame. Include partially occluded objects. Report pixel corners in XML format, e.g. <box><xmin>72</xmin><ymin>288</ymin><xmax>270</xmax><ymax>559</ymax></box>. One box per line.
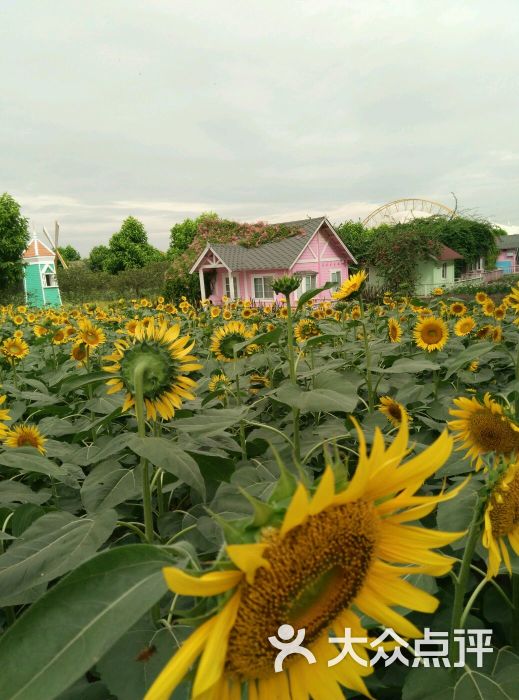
<box><xmin>441</xmin><ymin>263</ymin><xmax>448</xmax><ymax>279</ymax></box>
<box><xmin>225</xmin><ymin>276</ymin><xmax>239</xmax><ymax>298</ymax></box>
<box><xmin>252</xmin><ymin>276</ymin><xmax>274</xmax><ymax>300</ymax></box>
<box><xmin>330</xmin><ymin>270</ymin><xmax>342</xmax><ymax>286</ymax></box>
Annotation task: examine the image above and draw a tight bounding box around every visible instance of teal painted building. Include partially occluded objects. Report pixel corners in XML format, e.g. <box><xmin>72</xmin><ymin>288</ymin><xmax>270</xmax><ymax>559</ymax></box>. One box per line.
<box><xmin>23</xmin><ymin>235</ymin><xmax>62</xmax><ymax>307</ymax></box>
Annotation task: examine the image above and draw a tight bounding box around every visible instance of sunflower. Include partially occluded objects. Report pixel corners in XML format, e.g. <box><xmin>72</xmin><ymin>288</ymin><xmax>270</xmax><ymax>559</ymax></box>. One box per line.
<box><xmin>468</xmin><ymin>360</ymin><xmax>479</xmax><ymax>372</ymax></box>
<box><xmin>508</xmin><ymin>285</ymin><xmax>519</xmax><ymax>312</ymax></box>
<box><xmin>12</xmin><ymin>314</ymin><xmax>24</xmax><ymax>325</ymax></box>
<box><xmin>475</xmin><ymin>291</ymin><xmax>488</xmax><ymax>304</ymax></box>
<box><xmin>248</xmin><ymin>373</ymin><xmax>271</xmax><ymax>394</ymax></box>
<box><xmin>208</xmin><ymin>373</ymin><xmax>232</xmax><ymax>400</ymax></box>
<box><xmin>242</xmin><ymin>308</ymin><xmax>254</xmax><ymax>320</ymax></box>
<box><xmin>454</xmin><ymin>316</ymin><xmax>476</xmax><ymax>337</ymax></box>
<box><xmin>0</xmin><ymin>395</ymin><xmax>11</xmax><ymax>435</ymax></box>
<box><xmin>77</xmin><ymin>319</ymin><xmax>106</xmax><ymax>348</ymax></box>
<box><xmin>145</xmin><ymin>415</ymin><xmax>464</xmax><ymax>700</ymax></box>
<box><xmin>294</xmin><ymin>319</ymin><xmax>321</xmax><ymax>343</ymax></box>
<box><xmin>33</xmin><ymin>324</ymin><xmax>49</xmax><ymax>337</ymax></box>
<box><xmin>476</xmin><ymin>324</ymin><xmax>493</xmax><ymax>340</ymax></box>
<box><xmin>413</xmin><ymin>317</ymin><xmax>449</xmax><ymax>352</ymax></box>
<box><xmin>210</xmin><ymin>321</ymin><xmax>255</xmax><ymax>362</ymax></box>
<box><xmin>482</xmin><ymin>461</ymin><xmax>519</xmax><ymax>577</ymax></box>
<box><xmin>378</xmin><ymin>396</ymin><xmax>409</xmax><ymax>427</ymax></box>
<box><xmin>3</xmin><ymin>424</ymin><xmax>46</xmax><ymax>454</ymax></box>
<box><xmin>482</xmin><ymin>299</ymin><xmax>495</xmax><ymax>317</ymax></box>
<box><xmin>210</xmin><ymin>306</ymin><xmax>221</xmax><ymax>319</ymax></box>
<box><xmin>432</xmin><ymin>287</ymin><xmax>444</xmax><ymax>296</ymax></box>
<box><xmin>491</xmin><ymin>325</ymin><xmax>503</xmax><ymax>343</ymax></box>
<box><xmin>71</xmin><ymin>342</ymin><xmax>88</xmax><ymax>363</ymax></box>
<box><xmin>1</xmin><ymin>337</ymin><xmax>30</xmax><ymax>362</ymax></box>
<box><xmin>125</xmin><ymin>319</ymin><xmax>139</xmax><ymax>335</ymax></box>
<box><xmin>388</xmin><ymin>318</ymin><xmax>402</xmax><ymax>343</ymax></box>
<box><xmin>449</xmin><ymin>302</ymin><xmax>467</xmax><ymax>317</ymax></box>
<box><xmin>494</xmin><ymin>305</ymin><xmax>506</xmax><ymax>321</ymax></box>
<box><xmin>331</xmin><ymin>270</ymin><xmax>367</xmax><ymax>301</ymax></box>
<box><xmin>351</xmin><ymin>305</ymin><xmax>361</xmax><ymax>320</ymax></box>
<box><xmin>449</xmin><ymin>393</ymin><xmax>519</xmax><ymax>470</ymax></box>
<box><xmin>277</xmin><ymin>307</ymin><xmax>289</xmax><ymax>319</ymax></box>
<box><xmin>103</xmin><ymin>319</ymin><xmax>202</xmax><ymax>420</ymax></box>
<box><xmin>52</xmin><ymin>329</ymin><xmax>67</xmax><ymax>345</ymax></box>
<box><xmin>223</xmin><ymin>309</ymin><xmax>233</xmax><ymax>321</ymax></box>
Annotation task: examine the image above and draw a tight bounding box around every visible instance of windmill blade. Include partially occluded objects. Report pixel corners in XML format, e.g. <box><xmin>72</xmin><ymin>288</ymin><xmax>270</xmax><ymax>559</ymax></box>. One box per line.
<box><xmin>43</xmin><ymin>226</ymin><xmax>68</xmax><ymax>269</ymax></box>
<box><xmin>54</xmin><ymin>221</ymin><xmax>60</xmax><ymax>249</ymax></box>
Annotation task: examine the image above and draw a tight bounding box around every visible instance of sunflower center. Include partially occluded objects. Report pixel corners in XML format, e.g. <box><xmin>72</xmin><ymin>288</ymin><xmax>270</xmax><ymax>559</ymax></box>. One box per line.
<box><xmin>423</xmin><ymin>326</ymin><xmax>442</xmax><ymax>343</ymax></box>
<box><xmin>468</xmin><ymin>410</ymin><xmax>519</xmax><ymax>455</ymax></box>
<box><xmin>490</xmin><ymin>471</ymin><xmax>519</xmax><ymax>537</ymax></box>
<box><xmin>16</xmin><ymin>431</ymin><xmax>40</xmax><ymax>448</ymax></box>
<box><xmin>389</xmin><ymin>404</ymin><xmax>402</xmax><ymax>420</ymax></box>
<box><xmin>120</xmin><ymin>343</ymin><xmax>178</xmax><ymax>399</ymax></box>
<box><xmin>225</xmin><ymin>500</ymin><xmax>378</xmax><ymax>680</ymax></box>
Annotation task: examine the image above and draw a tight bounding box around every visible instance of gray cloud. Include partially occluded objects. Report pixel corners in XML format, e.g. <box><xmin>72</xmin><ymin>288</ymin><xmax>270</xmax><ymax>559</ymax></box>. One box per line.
<box><xmin>1</xmin><ymin>0</ymin><xmax>518</xmax><ymax>254</ymax></box>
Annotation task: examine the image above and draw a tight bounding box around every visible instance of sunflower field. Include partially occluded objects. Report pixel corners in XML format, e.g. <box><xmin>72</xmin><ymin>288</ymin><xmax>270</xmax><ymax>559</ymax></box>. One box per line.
<box><xmin>0</xmin><ymin>279</ymin><xmax>519</xmax><ymax>700</ymax></box>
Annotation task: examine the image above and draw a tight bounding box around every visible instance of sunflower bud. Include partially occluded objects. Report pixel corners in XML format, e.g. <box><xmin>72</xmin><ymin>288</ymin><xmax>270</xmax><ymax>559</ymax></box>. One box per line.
<box><xmin>271</xmin><ymin>275</ymin><xmax>301</xmax><ymax>296</ymax></box>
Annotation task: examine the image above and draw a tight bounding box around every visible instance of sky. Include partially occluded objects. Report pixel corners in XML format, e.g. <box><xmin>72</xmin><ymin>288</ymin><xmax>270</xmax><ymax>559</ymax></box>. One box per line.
<box><xmin>1</xmin><ymin>0</ymin><xmax>519</xmax><ymax>255</ymax></box>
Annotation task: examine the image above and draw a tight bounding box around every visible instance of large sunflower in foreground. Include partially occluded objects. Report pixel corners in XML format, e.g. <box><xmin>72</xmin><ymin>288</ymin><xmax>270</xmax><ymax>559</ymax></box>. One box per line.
<box><xmin>482</xmin><ymin>460</ymin><xmax>519</xmax><ymax>577</ymax></box>
<box><xmin>103</xmin><ymin>319</ymin><xmax>201</xmax><ymax>420</ymax></box>
<box><xmin>145</xmin><ymin>416</ymin><xmax>465</xmax><ymax>700</ymax></box>
<box><xmin>210</xmin><ymin>321</ymin><xmax>255</xmax><ymax>362</ymax></box>
<box><xmin>449</xmin><ymin>393</ymin><xmax>519</xmax><ymax>470</ymax></box>
<box><xmin>413</xmin><ymin>316</ymin><xmax>449</xmax><ymax>352</ymax></box>
<box><xmin>331</xmin><ymin>270</ymin><xmax>367</xmax><ymax>301</ymax></box>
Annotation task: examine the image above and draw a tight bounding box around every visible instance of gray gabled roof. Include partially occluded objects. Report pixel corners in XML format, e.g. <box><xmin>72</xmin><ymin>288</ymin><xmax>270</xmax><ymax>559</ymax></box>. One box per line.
<box><xmin>194</xmin><ymin>217</ymin><xmax>354</xmax><ymax>272</ymax></box>
<box><xmin>497</xmin><ymin>234</ymin><xmax>519</xmax><ymax>250</ymax></box>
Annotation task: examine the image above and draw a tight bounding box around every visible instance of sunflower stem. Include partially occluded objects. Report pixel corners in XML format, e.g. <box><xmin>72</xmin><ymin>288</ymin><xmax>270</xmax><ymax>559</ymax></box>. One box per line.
<box><xmin>133</xmin><ymin>360</ymin><xmax>155</xmax><ymax>545</ymax></box>
<box><xmin>285</xmin><ymin>295</ymin><xmax>301</xmax><ymax>466</ymax></box>
<box><xmin>359</xmin><ymin>295</ymin><xmax>374</xmax><ymax>413</ymax></box>
<box><xmin>449</xmin><ymin>494</ymin><xmax>485</xmax><ymax>664</ymax></box>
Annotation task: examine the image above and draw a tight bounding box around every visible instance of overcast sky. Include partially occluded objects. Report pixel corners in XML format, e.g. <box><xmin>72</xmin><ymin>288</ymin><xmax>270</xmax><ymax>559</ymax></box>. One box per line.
<box><xmin>1</xmin><ymin>1</ymin><xmax>519</xmax><ymax>254</ymax></box>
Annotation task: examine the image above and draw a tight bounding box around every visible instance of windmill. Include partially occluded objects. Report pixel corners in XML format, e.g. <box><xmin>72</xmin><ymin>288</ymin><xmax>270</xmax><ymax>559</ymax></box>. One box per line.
<box><xmin>42</xmin><ymin>221</ymin><xmax>69</xmax><ymax>270</ymax></box>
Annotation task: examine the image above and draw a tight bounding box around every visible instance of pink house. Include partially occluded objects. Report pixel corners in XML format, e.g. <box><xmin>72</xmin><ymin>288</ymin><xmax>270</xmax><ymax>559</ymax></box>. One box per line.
<box><xmin>190</xmin><ymin>217</ymin><xmax>356</xmax><ymax>304</ymax></box>
<box><xmin>496</xmin><ymin>234</ymin><xmax>519</xmax><ymax>274</ymax></box>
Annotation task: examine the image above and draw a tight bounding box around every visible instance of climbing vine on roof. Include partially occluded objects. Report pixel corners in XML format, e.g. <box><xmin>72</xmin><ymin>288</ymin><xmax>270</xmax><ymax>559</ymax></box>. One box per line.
<box><xmin>165</xmin><ymin>214</ymin><xmax>301</xmax><ymax>300</ymax></box>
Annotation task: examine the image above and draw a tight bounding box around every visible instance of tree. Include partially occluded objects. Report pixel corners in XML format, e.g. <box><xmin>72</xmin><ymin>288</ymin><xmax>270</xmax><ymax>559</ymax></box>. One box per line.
<box><xmin>104</xmin><ymin>217</ymin><xmax>162</xmax><ymax>274</ymax></box>
<box><xmin>0</xmin><ymin>193</ymin><xmax>30</xmax><ymax>292</ymax></box>
<box><xmin>369</xmin><ymin>222</ymin><xmax>442</xmax><ymax>294</ymax></box>
<box><xmin>57</xmin><ymin>245</ymin><xmax>82</xmax><ymax>265</ymax></box>
<box><xmin>335</xmin><ymin>220</ymin><xmax>374</xmax><ymax>266</ymax></box>
<box><xmin>88</xmin><ymin>245</ymin><xmax>111</xmax><ymax>272</ymax></box>
<box><xmin>167</xmin><ymin>212</ymin><xmax>219</xmax><ymax>260</ymax></box>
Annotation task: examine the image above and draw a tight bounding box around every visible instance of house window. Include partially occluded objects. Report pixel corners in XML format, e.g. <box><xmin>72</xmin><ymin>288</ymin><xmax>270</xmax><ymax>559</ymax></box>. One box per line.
<box><xmin>253</xmin><ymin>276</ymin><xmax>274</xmax><ymax>299</ymax></box>
<box><xmin>303</xmin><ymin>274</ymin><xmax>317</xmax><ymax>292</ymax></box>
<box><xmin>330</xmin><ymin>270</ymin><xmax>342</xmax><ymax>286</ymax></box>
<box><xmin>44</xmin><ymin>273</ymin><xmax>58</xmax><ymax>287</ymax></box>
<box><xmin>441</xmin><ymin>263</ymin><xmax>447</xmax><ymax>280</ymax></box>
<box><xmin>225</xmin><ymin>276</ymin><xmax>238</xmax><ymax>298</ymax></box>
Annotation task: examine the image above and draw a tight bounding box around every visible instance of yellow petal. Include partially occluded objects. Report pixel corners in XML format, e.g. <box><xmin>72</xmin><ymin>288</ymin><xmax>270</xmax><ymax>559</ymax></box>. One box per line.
<box><xmin>163</xmin><ymin>568</ymin><xmax>243</xmax><ymax>596</ymax></box>
<box><xmin>192</xmin><ymin>592</ymin><xmax>241</xmax><ymax>696</ymax></box>
<box><xmin>308</xmin><ymin>466</ymin><xmax>336</xmax><ymax>515</ymax></box>
<box><xmin>280</xmin><ymin>482</ymin><xmax>309</xmax><ymax>536</ymax></box>
<box><xmin>144</xmin><ymin>615</ymin><xmax>216</xmax><ymax>700</ymax></box>
<box><xmin>226</xmin><ymin>543</ymin><xmax>270</xmax><ymax>584</ymax></box>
